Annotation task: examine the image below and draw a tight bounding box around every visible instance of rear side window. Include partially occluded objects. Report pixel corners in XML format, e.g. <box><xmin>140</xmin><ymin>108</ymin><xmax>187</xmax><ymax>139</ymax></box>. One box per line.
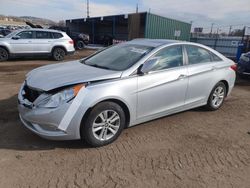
<box><xmin>35</xmin><ymin>31</ymin><xmax>52</xmax><ymax>39</ymax></box>
<box><xmin>52</xmin><ymin>32</ymin><xmax>63</xmax><ymax>39</ymax></box>
<box><xmin>185</xmin><ymin>45</ymin><xmax>212</xmax><ymax>65</ymax></box>
<box><xmin>210</xmin><ymin>53</ymin><xmax>222</xmax><ymax>62</ymax></box>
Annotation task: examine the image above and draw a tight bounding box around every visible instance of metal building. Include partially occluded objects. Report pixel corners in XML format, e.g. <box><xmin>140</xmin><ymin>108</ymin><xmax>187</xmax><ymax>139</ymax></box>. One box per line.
<box><xmin>66</xmin><ymin>12</ymin><xmax>191</xmax><ymax>44</ymax></box>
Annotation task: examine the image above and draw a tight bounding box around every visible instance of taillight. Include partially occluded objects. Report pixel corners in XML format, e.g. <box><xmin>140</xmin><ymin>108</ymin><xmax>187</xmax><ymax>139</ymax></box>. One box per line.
<box><xmin>69</xmin><ymin>40</ymin><xmax>74</xmax><ymax>45</ymax></box>
<box><xmin>230</xmin><ymin>64</ymin><xmax>237</xmax><ymax>71</ymax></box>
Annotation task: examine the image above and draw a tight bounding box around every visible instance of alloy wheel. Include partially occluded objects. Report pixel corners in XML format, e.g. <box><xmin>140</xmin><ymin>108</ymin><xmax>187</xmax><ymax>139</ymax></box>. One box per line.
<box><xmin>92</xmin><ymin>110</ymin><xmax>120</xmax><ymax>141</ymax></box>
<box><xmin>0</xmin><ymin>48</ymin><xmax>8</xmax><ymax>61</ymax></box>
<box><xmin>54</xmin><ymin>48</ymin><xmax>65</xmax><ymax>61</ymax></box>
<box><xmin>211</xmin><ymin>86</ymin><xmax>225</xmax><ymax>108</ymax></box>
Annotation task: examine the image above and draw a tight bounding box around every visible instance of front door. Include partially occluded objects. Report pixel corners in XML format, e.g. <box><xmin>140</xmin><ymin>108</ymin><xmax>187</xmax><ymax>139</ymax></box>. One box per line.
<box><xmin>9</xmin><ymin>31</ymin><xmax>35</xmax><ymax>53</ymax></box>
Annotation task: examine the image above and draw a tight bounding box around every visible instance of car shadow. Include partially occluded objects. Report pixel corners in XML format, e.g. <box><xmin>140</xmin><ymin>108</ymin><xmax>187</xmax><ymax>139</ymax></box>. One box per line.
<box><xmin>0</xmin><ymin>95</ymin><xmax>91</xmax><ymax>151</ymax></box>
<box><xmin>8</xmin><ymin>56</ymin><xmax>56</xmax><ymax>62</ymax></box>
<box><xmin>236</xmin><ymin>76</ymin><xmax>250</xmax><ymax>86</ymax></box>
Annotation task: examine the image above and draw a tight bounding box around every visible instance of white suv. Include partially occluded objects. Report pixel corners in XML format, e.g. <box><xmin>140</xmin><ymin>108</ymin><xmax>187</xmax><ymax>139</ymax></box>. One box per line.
<box><xmin>0</xmin><ymin>28</ymin><xmax>75</xmax><ymax>61</ymax></box>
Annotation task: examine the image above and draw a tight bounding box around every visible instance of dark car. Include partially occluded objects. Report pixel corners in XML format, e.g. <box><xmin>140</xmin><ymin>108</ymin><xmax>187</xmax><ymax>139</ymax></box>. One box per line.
<box><xmin>0</xmin><ymin>29</ymin><xmax>12</xmax><ymax>38</ymax></box>
<box><xmin>49</xmin><ymin>26</ymin><xmax>89</xmax><ymax>50</ymax></box>
<box><xmin>238</xmin><ymin>52</ymin><xmax>250</xmax><ymax>78</ymax></box>
<box><xmin>91</xmin><ymin>35</ymin><xmax>114</xmax><ymax>46</ymax></box>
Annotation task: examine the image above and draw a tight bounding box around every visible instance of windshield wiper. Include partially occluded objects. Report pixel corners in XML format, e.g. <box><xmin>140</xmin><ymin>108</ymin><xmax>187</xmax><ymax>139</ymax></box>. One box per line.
<box><xmin>89</xmin><ymin>64</ymin><xmax>111</xmax><ymax>70</ymax></box>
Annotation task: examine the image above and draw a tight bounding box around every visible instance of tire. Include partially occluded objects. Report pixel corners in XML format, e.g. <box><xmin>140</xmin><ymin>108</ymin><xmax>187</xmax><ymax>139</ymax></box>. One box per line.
<box><xmin>0</xmin><ymin>47</ymin><xmax>9</xmax><ymax>62</ymax></box>
<box><xmin>81</xmin><ymin>102</ymin><xmax>126</xmax><ymax>147</ymax></box>
<box><xmin>52</xmin><ymin>47</ymin><xmax>65</xmax><ymax>61</ymax></box>
<box><xmin>76</xmin><ymin>40</ymin><xmax>85</xmax><ymax>50</ymax></box>
<box><xmin>206</xmin><ymin>82</ymin><xmax>227</xmax><ymax>111</ymax></box>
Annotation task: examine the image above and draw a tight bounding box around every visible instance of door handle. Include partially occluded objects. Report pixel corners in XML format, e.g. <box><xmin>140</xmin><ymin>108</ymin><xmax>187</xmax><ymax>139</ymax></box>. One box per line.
<box><xmin>178</xmin><ymin>74</ymin><xmax>187</xmax><ymax>80</ymax></box>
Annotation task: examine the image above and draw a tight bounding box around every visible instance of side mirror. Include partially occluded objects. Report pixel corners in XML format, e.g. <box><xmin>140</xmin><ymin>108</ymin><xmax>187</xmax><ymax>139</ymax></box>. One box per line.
<box><xmin>138</xmin><ymin>58</ymin><xmax>158</xmax><ymax>75</ymax></box>
<box><xmin>12</xmin><ymin>36</ymin><xmax>20</xmax><ymax>40</ymax></box>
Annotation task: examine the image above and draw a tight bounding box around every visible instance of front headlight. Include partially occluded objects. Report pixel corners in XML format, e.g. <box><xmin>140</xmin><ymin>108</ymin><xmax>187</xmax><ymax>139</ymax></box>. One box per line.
<box><xmin>37</xmin><ymin>84</ymin><xmax>85</xmax><ymax>108</ymax></box>
<box><xmin>240</xmin><ymin>54</ymin><xmax>250</xmax><ymax>62</ymax></box>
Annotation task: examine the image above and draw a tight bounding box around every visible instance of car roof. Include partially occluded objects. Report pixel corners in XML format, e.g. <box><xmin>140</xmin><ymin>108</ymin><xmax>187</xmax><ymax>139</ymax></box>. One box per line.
<box><xmin>128</xmin><ymin>38</ymin><xmax>206</xmax><ymax>48</ymax></box>
<box><xmin>128</xmin><ymin>39</ymin><xmax>184</xmax><ymax>47</ymax></box>
<box><xmin>15</xmin><ymin>28</ymin><xmax>64</xmax><ymax>33</ymax></box>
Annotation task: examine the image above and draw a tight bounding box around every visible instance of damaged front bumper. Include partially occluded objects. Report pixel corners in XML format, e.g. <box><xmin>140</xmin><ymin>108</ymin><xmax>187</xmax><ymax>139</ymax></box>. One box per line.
<box><xmin>17</xmin><ymin>82</ymin><xmax>81</xmax><ymax>140</ymax></box>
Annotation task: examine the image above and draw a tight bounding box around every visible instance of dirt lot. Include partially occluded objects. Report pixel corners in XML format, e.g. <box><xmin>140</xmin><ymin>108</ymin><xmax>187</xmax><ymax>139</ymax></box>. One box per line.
<box><xmin>0</xmin><ymin>50</ymin><xmax>250</xmax><ymax>188</ymax></box>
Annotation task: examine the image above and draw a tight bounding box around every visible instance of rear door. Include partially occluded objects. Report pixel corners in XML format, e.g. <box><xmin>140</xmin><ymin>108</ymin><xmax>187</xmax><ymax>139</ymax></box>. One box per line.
<box><xmin>184</xmin><ymin>45</ymin><xmax>217</xmax><ymax>105</ymax></box>
<box><xmin>9</xmin><ymin>31</ymin><xmax>35</xmax><ymax>53</ymax></box>
<box><xmin>33</xmin><ymin>31</ymin><xmax>54</xmax><ymax>53</ymax></box>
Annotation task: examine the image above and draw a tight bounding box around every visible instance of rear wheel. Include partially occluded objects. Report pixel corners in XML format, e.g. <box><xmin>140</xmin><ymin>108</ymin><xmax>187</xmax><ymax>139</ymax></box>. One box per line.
<box><xmin>0</xmin><ymin>47</ymin><xmax>9</xmax><ymax>62</ymax></box>
<box><xmin>206</xmin><ymin>82</ymin><xmax>226</xmax><ymax>111</ymax></box>
<box><xmin>81</xmin><ymin>102</ymin><xmax>126</xmax><ymax>147</ymax></box>
<box><xmin>52</xmin><ymin>47</ymin><xmax>65</xmax><ymax>61</ymax></box>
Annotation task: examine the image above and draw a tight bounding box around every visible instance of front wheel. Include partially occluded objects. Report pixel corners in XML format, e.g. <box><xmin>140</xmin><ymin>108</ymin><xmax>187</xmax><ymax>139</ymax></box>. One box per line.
<box><xmin>0</xmin><ymin>47</ymin><xmax>9</xmax><ymax>62</ymax></box>
<box><xmin>81</xmin><ymin>102</ymin><xmax>126</xmax><ymax>147</ymax></box>
<box><xmin>206</xmin><ymin>82</ymin><xmax>227</xmax><ymax>111</ymax></box>
<box><xmin>76</xmin><ymin>40</ymin><xmax>85</xmax><ymax>50</ymax></box>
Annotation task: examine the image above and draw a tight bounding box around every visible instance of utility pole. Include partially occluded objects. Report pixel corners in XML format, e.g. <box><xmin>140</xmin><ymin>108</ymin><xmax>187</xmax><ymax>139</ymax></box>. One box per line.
<box><xmin>229</xmin><ymin>25</ymin><xmax>232</xmax><ymax>36</ymax></box>
<box><xmin>136</xmin><ymin>3</ymin><xmax>138</xmax><ymax>13</ymax></box>
<box><xmin>87</xmin><ymin>0</ymin><xmax>90</xmax><ymax>18</ymax></box>
<box><xmin>217</xmin><ymin>28</ymin><xmax>220</xmax><ymax>34</ymax></box>
<box><xmin>210</xmin><ymin>23</ymin><xmax>214</xmax><ymax>34</ymax></box>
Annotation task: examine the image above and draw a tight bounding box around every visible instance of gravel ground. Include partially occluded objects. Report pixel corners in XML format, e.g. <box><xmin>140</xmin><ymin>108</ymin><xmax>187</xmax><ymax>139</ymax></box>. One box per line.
<box><xmin>0</xmin><ymin>50</ymin><xmax>250</xmax><ymax>188</ymax></box>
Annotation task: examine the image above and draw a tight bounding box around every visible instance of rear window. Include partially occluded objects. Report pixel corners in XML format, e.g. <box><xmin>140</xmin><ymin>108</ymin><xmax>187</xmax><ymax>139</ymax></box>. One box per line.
<box><xmin>210</xmin><ymin>53</ymin><xmax>222</xmax><ymax>62</ymax></box>
<box><xmin>52</xmin><ymin>32</ymin><xmax>63</xmax><ymax>39</ymax></box>
<box><xmin>185</xmin><ymin>45</ymin><xmax>212</xmax><ymax>65</ymax></box>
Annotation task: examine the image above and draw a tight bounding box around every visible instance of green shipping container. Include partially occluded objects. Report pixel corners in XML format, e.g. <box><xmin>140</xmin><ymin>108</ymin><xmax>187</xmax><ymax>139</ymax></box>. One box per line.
<box><xmin>66</xmin><ymin>12</ymin><xmax>191</xmax><ymax>44</ymax></box>
<box><xmin>145</xmin><ymin>13</ymin><xmax>191</xmax><ymax>41</ymax></box>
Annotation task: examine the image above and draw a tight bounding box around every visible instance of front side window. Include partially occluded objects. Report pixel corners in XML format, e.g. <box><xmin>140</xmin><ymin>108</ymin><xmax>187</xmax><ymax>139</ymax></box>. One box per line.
<box><xmin>186</xmin><ymin>45</ymin><xmax>212</xmax><ymax>65</ymax></box>
<box><xmin>36</xmin><ymin>31</ymin><xmax>52</xmax><ymax>39</ymax></box>
<box><xmin>83</xmin><ymin>44</ymin><xmax>153</xmax><ymax>71</ymax></box>
<box><xmin>146</xmin><ymin>45</ymin><xmax>183</xmax><ymax>72</ymax></box>
<box><xmin>17</xmin><ymin>31</ymin><xmax>33</xmax><ymax>39</ymax></box>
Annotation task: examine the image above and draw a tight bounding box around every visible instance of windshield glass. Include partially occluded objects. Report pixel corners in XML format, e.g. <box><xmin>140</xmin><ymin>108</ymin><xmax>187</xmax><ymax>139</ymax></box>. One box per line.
<box><xmin>83</xmin><ymin>44</ymin><xmax>154</xmax><ymax>71</ymax></box>
<box><xmin>5</xmin><ymin>30</ymin><xmax>19</xmax><ymax>38</ymax></box>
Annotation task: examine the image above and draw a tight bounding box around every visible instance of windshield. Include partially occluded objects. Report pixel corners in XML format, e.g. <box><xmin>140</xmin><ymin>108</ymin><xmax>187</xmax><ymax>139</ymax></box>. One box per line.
<box><xmin>83</xmin><ymin>44</ymin><xmax>154</xmax><ymax>71</ymax></box>
<box><xmin>5</xmin><ymin>30</ymin><xmax>18</xmax><ymax>38</ymax></box>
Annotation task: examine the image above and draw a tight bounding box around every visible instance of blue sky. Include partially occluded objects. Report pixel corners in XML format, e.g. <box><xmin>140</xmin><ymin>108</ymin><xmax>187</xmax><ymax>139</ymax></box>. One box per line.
<box><xmin>1</xmin><ymin>0</ymin><xmax>250</xmax><ymax>32</ymax></box>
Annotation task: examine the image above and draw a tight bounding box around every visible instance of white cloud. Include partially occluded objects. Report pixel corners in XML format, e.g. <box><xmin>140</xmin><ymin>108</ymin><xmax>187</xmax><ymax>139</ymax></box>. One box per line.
<box><xmin>0</xmin><ymin>0</ymin><xmax>134</xmax><ymax>21</ymax></box>
<box><xmin>0</xmin><ymin>0</ymin><xmax>249</xmax><ymax>29</ymax></box>
<box><xmin>141</xmin><ymin>0</ymin><xmax>250</xmax><ymax>20</ymax></box>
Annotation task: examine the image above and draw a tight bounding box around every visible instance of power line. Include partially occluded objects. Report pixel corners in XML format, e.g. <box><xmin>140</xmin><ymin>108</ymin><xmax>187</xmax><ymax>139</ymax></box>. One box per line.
<box><xmin>201</xmin><ymin>23</ymin><xmax>250</xmax><ymax>30</ymax></box>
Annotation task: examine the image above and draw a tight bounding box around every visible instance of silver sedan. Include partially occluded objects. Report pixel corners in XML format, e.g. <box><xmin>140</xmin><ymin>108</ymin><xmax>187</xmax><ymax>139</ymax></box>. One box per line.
<box><xmin>18</xmin><ymin>39</ymin><xmax>236</xmax><ymax>147</ymax></box>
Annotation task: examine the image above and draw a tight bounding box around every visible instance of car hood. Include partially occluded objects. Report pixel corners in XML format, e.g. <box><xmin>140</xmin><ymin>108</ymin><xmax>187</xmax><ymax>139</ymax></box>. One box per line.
<box><xmin>245</xmin><ymin>52</ymin><xmax>250</xmax><ymax>57</ymax></box>
<box><xmin>26</xmin><ymin>60</ymin><xmax>122</xmax><ymax>91</ymax></box>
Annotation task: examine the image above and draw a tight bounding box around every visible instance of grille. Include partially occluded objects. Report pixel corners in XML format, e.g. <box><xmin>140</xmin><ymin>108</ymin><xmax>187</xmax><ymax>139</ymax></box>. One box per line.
<box><xmin>23</xmin><ymin>84</ymin><xmax>41</xmax><ymax>102</ymax></box>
